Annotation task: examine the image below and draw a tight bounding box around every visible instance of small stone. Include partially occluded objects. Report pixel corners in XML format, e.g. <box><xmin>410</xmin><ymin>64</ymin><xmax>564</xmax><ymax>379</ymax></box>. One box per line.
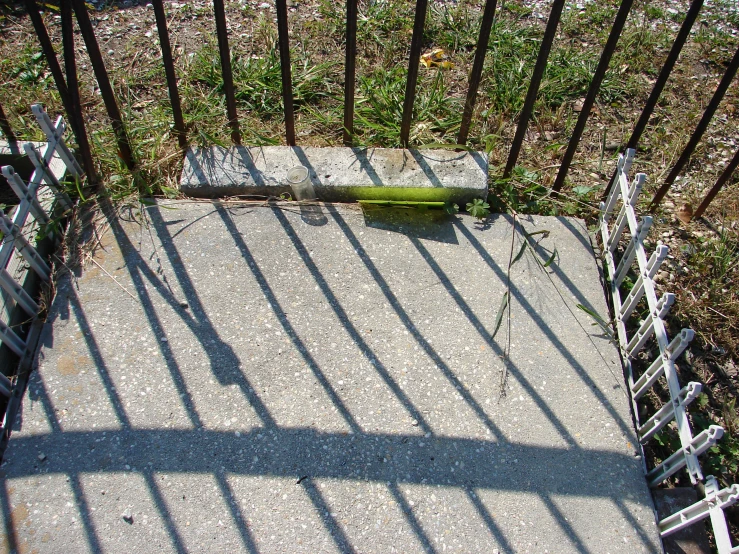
<box><xmin>107</xmin><ymin>49</ymin><xmax>114</xmax><ymax>56</ymax></box>
<box><xmin>122</xmin><ymin>509</ymin><xmax>133</xmax><ymax>524</ymax></box>
<box><xmin>179</xmin><ymin>302</ymin><xmax>189</xmax><ymax>309</ymax></box>
<box><xmin>38</xmin><ymin>453</ymin><xmax>47</xmax><ymax>462</ymax></box>
<box><xmin>146</xmin><ymin>2</ymin><xmax>153</xmax><ymax>8</ymax></box>
<box><xmin>161</xmin><ymin>336</ymin><xmax>168</xmax><ymax>342</ymax></box>
<box><xmin>411</xmin><ymin>419</ymin><xmax>419</xmax><ymax>427</ymax></box>
<box><xmin>258</xmin><ymin>2</ymin><xmax>270</xmax><ymax>7</ymax></box>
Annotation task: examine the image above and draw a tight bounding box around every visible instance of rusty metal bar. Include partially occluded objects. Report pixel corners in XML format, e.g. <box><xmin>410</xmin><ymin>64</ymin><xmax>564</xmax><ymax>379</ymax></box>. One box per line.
<box><xmin>603</xmin><ymin>0</ymin><xmax>703</xmax><ymax>198</ymax></box>
<box><xmin>61</xmin><ymin>0</ymin><xmax>96</xmax><ymax>184</ymax></box>
<box><xmin>343</xmin><ymin>0</ymin><xmax>358</xmax><ymax>146</ymax></box>
<box><xmin>457</xmin><ymin>0</ymin><xmax>498</xmax><ymax>146</ymax></box>
<box><xmin>504</xmin><ymin>0</ymin><xmax>565</xmax><ymax>177</ymax></box>
<box><xmin>276</xmin><ymin>0</ymin><xmax>296</xmax><ymax>146</ymax></box>
<box><xmin>213</xmin><ymin>0</ymin><xmax>241</xmax><ymax>145</ymax></box>
<box><xmin>400</xmin><ymin>0</ymin><xmax>429</xmax><ymax>148</ymax></box>
<box><xmin>152</xmin><ymin>0</ymin><xmax>187</xmax><ymax>150</ymax></box>
<box><xmin>25</xmin><ymin>0</ymin><xmax>71</xmax><ymax>120</ymax></box>
<box><xmin>552</xmin><ymin>0</ymin><xmax>635</xmax><ymax>192</ymax></box>
<box><xmin>694</xmin><ymin>145</ymin><xmax>739</xmax><ymax>219</ymax></box>
<box><xmin>650</xmin><ymin>44</ymin><xmax>739</xmax><ymax>209</ymax></box>
<box><xmin>71</xmin><ymin>0</ymin><xmax>135</xmax><ymax>171</ymax></box>
<box><xmin>0</xmin><ymin>102</ymin><xmax>16</xmax><ymax>145</ymax></box>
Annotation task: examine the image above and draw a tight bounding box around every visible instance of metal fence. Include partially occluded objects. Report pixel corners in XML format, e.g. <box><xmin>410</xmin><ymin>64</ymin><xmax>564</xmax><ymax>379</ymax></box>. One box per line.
<box><xmin>600</xmin><ymin>148</ymin><xmax>739</xmax><ymax>553</ymax></box>
<box><xmin>0</xmin><ymin>0</ymin><xmax>733</xmax><ymax>214</ymax></box>
<box><xmin>2</xmin><ymin>0</ymin><xmax>739</xmax><ymax>548</ymax></box>
<box><xmin>0</xmin><ymin>104</ymin><xmax>76</xmax><ymax>451</ymax></box>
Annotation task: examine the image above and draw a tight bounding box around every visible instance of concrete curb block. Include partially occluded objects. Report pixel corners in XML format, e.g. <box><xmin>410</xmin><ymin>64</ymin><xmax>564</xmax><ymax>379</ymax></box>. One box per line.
<box><xmin>180</xmin><ymin>145</ymin><xmax>488</xmax><ymax>204</ymax></box>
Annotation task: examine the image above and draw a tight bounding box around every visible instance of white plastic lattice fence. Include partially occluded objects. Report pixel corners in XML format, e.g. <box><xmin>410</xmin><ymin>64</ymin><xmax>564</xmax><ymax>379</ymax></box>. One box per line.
<box><xmin>0</xmin><ymin>104</ymin><xmax>78</xmax><ymax>414</ymax></box>
<box><xmin>599</xmin><ymin>148</ymin><xmax>739</xmax><ymax>552</ymax></box>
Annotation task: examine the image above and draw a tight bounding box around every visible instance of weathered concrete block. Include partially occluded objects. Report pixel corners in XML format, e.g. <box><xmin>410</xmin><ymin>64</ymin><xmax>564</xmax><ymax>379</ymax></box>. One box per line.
<box><xmin>180</xmin><ymin>145</ymin><xmax>488</xmax><ymax>203</ymax></box>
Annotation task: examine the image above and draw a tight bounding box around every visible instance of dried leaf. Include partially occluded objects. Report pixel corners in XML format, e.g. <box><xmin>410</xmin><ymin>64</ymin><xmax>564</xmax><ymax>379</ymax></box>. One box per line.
<box><xmin>676</xmin><ymin>203</ymin><xmax>693</xmax><ymax>224</ymax></box>
<box><xmin>421</xmin><ymin>48</ymin><xmax>454</xmax><ymax>69</ymax></box>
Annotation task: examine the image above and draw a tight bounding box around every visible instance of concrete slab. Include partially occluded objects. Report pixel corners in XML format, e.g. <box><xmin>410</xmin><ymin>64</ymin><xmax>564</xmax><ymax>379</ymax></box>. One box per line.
<box><xmin>0</xmin><ymin>201</ymin><xmax>662</xmax><ymax>553</ymax></box>
<box><xmin>180</xmin><ymin>146</ymin><xmax>488</xmax><ymax>204</ymax></box>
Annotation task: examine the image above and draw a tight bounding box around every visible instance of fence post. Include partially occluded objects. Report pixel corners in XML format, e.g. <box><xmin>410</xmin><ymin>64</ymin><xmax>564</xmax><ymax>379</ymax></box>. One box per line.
<box><xmin>61</xmin><ymin>0</ymin><xmax>97</xmax><ymax>185</ymax></box>
<box><xmin>24</xmin><ymin>0</ymin><xmax>72</xmax><ymax>123</ymax></box>
<box><xmin>400</xmin><ymin>0</ymin><xmax>429</xmax><ymax>148</ymax></box>
<box><xmin>152</xmin><ymin>0</ymin><xmax>187</xmax><ymax>150</ymax></box>
<box><xmin>457</xmin><ymin>0</ymin><xmax>498</xmax><ymax>147</ymax></box>
<box><xmin>694</xmin><ymin>145</ymin><xmax>739</xmax><ymax>219</ymax></box>
<box><xmin>503</xmin><ymin>0</ymin><xmax>565</xmax><ymax>177</ymax></box>
<box><xmin>0</xmin><ymin>102</ymin><xmax>16</xmax><ymax>146</ymax></box>
<box><xmin>343</xmin><ymin>0</ymin><xmax>358</xmax><ymax>146</ymax></box>
<box><xmin>275</xmin><ymin>0</ymin><xmax>296</xmax><ymax>146</ymax></box>
<box><xmin>71</xmin><ymin>0</ymin><xmax>136</xmax><ymax>171</ymax></box>
<box><xmin>603</xmin><ymin>0</ymin><xmax>704</xmax><ymax>199</ymax></box>
<box><xmin>213</xmin><ymin>0</ymin><xmax>241</xmax><ymax>145</ymax></box>
<box><xmin>650</xmin><ymin>44</ymin><xmax>739</xmax><ymax>209</ymax></box>
<box><xmin>552</xmin><ymin>0</ymin><xmax>635</xmax><ymax>192</ymax></box>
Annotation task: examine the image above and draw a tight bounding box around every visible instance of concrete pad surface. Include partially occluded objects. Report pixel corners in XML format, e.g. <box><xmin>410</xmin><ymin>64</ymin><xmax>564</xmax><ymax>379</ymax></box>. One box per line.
<box><xmin>0</xmin><ymin>201</ymin><xmax>661</xmax><ymax>553</ymax></box>
<box><xmin>180</xmin><ymin>146</ymin><xmax>488</xmax><ymax>204</ymax></box>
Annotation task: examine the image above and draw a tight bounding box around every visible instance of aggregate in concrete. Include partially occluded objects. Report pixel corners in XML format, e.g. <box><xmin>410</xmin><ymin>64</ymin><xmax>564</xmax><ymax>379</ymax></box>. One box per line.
<box><xmin>180</xmin><ymin>146</ymin><xmax>489</xmax><ymax>204</ymax></box>
<box><xmin>0</xmin><ymin>201</ymin><xmax>662</xmax><ymax>553</ymax></box>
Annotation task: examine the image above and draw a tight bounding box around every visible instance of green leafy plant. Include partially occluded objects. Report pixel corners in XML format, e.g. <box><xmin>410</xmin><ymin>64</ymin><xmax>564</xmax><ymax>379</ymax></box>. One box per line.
<box><xmin>466</xmin><ymin>198</ymin><xmax>490</xmax><ymax>220</ymax></box>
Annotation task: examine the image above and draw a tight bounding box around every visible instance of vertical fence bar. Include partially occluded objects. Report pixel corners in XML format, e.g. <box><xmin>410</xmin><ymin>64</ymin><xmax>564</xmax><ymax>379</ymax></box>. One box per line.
<box><xmin>343</xmin><ymin>0</ymin><xmax>358</xmax><ymax>146</ymax></box>
<box><xmin>504</xmin><ymin>0</ymin><xmax>565</xmax><ymax>177</ymax></box>
<box><xmin>603</xmin><ymin>0</ymin><xmax>703</xmax><ymax>198</ymax></box>
<box><xmin>0</xmin><ymin>103</ymin><xmax>16</xmax><ymax>145</ymax></box>
<box><xmin>275</xmin><ymin>0</ymin><xmax>296</xmax><ymax>146</ymax></box>
<box><xmin>650</xmin><ymin>44</ymin><xmax>739</xmax><ymax>209</ymax></box>
<box><xmin>552</xmin><ymin>0</ymin><xmax>635</xmax><ymax>192</ymax></box>
<box><xmin>25</xmin><ymin>0</ymin><xmax>71</xmax><ymax>119</ymax></box>
<box><xmin>457</xmin><ymin>0</ymin><xmax>498</xmax><ymax>146</ymax></box>
<box><xmin>400</xmin><ymin>0</ymin><xmax>429</xmax><ymax>148</ymax></box>
<box><xmin>71</xmin><ymin>0</ymin><xmax>135</xmax><ymax>171</ymax></box>
<box><xmin>152</xmin><ymin>0</ymin><xmax>187</xmax><ymax>150</ymax></box>
<box><xmin>61</xmin><ymin>0</ymin><xmax>97</xmax><ymax>184</ymax></box>
<box><xmin>213</xmin><ymin>0</ymin><xmax>241</xmax><ymax>145</ymax></box>
<box><xmin>694</xmin><ymin>145</ymin><xmax>739</xmax><ymax>218</ymax></box>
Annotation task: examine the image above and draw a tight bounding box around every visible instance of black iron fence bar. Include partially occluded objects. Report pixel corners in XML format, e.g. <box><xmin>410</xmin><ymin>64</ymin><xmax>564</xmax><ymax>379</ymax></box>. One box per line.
<box><xmin>552</xmin><ymin>0</ymin><xmax>635</xmax><ymax>192</ymax></box>
<box><xmin>650</xmin><ymin>44</ymin><xmax>739</xmax><ymax>209</ymax></box>
<box><xmin>71</xmin><ymin>0</ymin><xmax>135</xmax><ymax>171</ymax></box>
<box><xmin>400</xmin><ymin>0</ymin><xmax>429</xmax><ymax>148</ymax></box>
<box><xmin>457</xmin><ymin>0</ymin><xmax>498</xmax><ymax>146</ymax></box>
<box><xmin>694</xmin><ymin>145</ymin><xmax>739</xmax><ymax>219</ymax></box>
<box><xmin>152</xmin><ymin>0</ymin><xmax>187</xmax><ymax>150</ymax></box>
<box><xmin>603</xmin><ymin>0</ymin><xmax>704</xmax><ymax>199</ymax></box>
<box><xmin>61</xmin><ymin>0</ymin><xmax>96</xmax><ymax>184</ymax></box>
<box><xmin>503</xmin><ymin>0</ymin><xmax>565</xmax><ymax>178</ymax></box>
<box><xmin>276</xmin><ymin>0</ymin><xmax>296</xmax><ymax>146</ymax></box>
<box><xmin>0</xmin><ymin>102</ymin><xmax>16</xmax><ymax>145</ymax></box>
<box><xmin>25</xmin><ymin>0</ymin><xmax>71</xmax><ymax>122</ymax></box>
<box><xmin>343</xmin><ymin>0</ymin><xmax>358</xmax><ymax>146</ymax></box>
<box><xmin>213</xmin><ymin>0</ymin><xmax>241</xmax><ymax>145</ymax></box>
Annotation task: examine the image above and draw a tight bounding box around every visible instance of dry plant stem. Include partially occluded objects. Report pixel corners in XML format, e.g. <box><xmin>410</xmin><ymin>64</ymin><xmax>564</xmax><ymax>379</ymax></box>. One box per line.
<box><xmin>500</xmin><ymin>212</ymin><xmax>517</xmax><ymax>397</ymax></box>
<box><xmin>87</xmin><ymin>255</ymin><xmax>136</xmax><ymax>300</ymax></box>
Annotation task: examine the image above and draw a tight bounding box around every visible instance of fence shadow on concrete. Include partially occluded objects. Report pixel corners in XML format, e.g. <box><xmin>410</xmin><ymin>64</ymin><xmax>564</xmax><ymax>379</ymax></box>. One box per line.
<box><xmin>0</xmin><ymin>201</ymin><xmax>659</xmax><ymax>553</ymax></box>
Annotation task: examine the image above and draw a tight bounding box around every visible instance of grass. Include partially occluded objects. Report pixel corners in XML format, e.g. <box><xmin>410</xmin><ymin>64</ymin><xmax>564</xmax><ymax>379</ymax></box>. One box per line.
<box><xmin>1</xmin><ymin>0</ymin><xmax>739</xmax><ymax>536</ymax></box>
